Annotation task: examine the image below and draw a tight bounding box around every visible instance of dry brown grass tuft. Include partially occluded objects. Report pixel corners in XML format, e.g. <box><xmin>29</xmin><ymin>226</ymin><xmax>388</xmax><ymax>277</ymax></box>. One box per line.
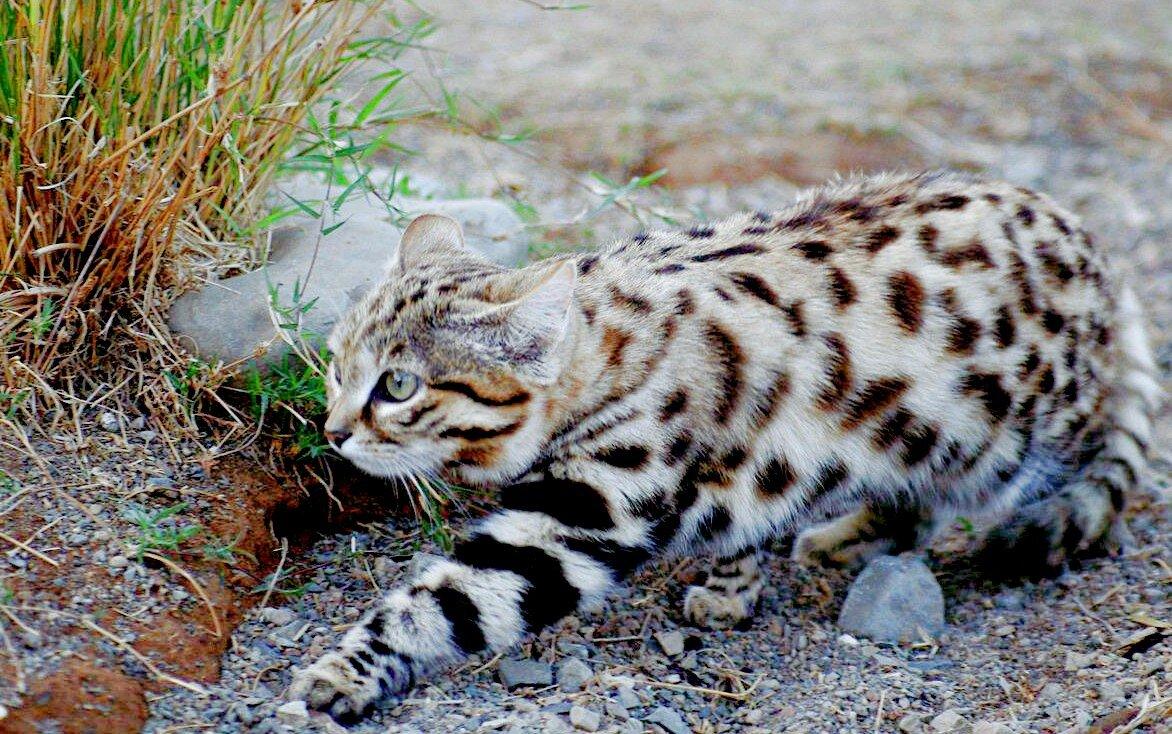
<box><xmin>0</xmin><ymin>0</ymin><xmax>381</xmax><ymax>434</ymax></box>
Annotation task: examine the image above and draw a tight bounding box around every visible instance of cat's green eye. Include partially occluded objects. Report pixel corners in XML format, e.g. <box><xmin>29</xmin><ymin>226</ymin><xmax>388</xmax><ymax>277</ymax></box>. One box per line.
<box><xmin>378</xmin><ymin>369</ymin><xmax>420</xmax><ymax>402</ymax></box>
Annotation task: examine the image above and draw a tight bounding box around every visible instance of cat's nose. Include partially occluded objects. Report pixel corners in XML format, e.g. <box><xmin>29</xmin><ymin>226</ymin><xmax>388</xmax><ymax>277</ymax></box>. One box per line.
<box><xmin>325</xmin><ymin>429</ymin><xmax>352</xmax><ymax>448</ymax></box>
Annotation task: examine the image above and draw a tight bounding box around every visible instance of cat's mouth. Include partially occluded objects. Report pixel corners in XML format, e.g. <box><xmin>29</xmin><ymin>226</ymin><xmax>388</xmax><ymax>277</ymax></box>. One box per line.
<box><xmin>337</xmin><ymin>441</ymin><xmax>441</xmax><ymax>480</ymax></box>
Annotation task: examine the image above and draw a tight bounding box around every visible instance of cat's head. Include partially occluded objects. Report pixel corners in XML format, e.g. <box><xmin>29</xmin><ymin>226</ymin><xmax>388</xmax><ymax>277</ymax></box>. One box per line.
<box><xmin>324</xmin><ymin>214</ymin><xmax>578</xmax><ymax>485</ymax></box>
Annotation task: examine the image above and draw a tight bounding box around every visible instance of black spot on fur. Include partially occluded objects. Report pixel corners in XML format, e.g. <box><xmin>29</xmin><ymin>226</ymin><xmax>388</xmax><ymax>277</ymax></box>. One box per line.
<box><xmin>688</xmin><ymin>225</ymin><xmax>716</xmax><ymax>238</ymax></box>
<box><xmin>660</xmin><ymin>389</ymin><xmax>689</xmax><ymax>421</ymax></box>
<box><xmin>887</xmin><ymin>271</ymin><xmax>925</xmax><ymax>333</ymax></box>
<box><xmin>842</xmin><ymin>377</ymin><xmax>909</xmax><ymax>429</ymax></box>
<box><xmin>994</xmin><ymin>306</ymin><xmax>1016</xmax><ymax>348</ymax></box>
<box><xmin>810</xmin><ymin>460</ymin><xmax>849</xmax><ymax>496</ymax></box>
<box><xmin>946</xmin><ymin>316</ymin><xmax>983</xmax><ymax>355</ymax></box>
<box><xmin>864</xmin><ymin>225</ymin><xmax>900</xmax><ymax>254</ymax></box>
<box><xmin>959</xmin><ymin>372</ymin><xmax>1012</xmax><ymax>422</ymax></box>
<box><xmin>1016</xmin><ymin>205</ymin><xmax>1035</xmax><ymax>227</ymax></box>
<box><xmin>900</xmin><ymin>422</ymin><xmax>939</xmax><ymax>466</ymax></box>
<box><xmin>828</xmin><ymin>267</ymin><xmax>857</xmax><ymax>310</ymax></box>
<box><xmin>816</xmin><ymin>333</ymin><xmax>853</xmax><ymax>409</ymax></box>
<box><xmin>705</xmin><ymin>321</ymin><xmax>744</xmax><ymax>424</ymax></box>
<box><xmin>578</xmin><ymin>255</ymin><xmax>599</xmax><ymax>275</ymax></box>
<box><xmin>594</xmin><ymin>445</ymin><xmax>651</xmax><ymax>470</ymax></box>
<box><xmin>431</xmin><ymin>586</ymin><xmax>487</xmax><ymax>653</ymax></box>
<box><xmin>563</xmin><ymin>536</ymin><xmax>650</xmax><ymax>577</ymax></box>
<box><xmin>696</xmin><ymin>506</ymin><xmax>732</xmax><ymax>541</ymax></box>
<box><xmin>455</xmin><ymin>535</ymin><xmax>580</xmax><ymax>632</ymax></box>
<box><xmin>756</xmin><ymin>457</ymin><xmax>797</xmax><ymax>496</ymax></box>
<box><xmin>793</xmin><ymin>240</ymin><xmax>831</xmax><ymax>261</ymax></box>
<box><xmin>501</xmin><ymin>479</ymin><xmax>615</xmax><ymax>530</ymax></box>
<box><xmin>654</xmin><ymin>263</ymin><xmax>686</xmax><ymax>275</ymax></box>
<box><xmin>873</xmin><ymin>407</ymin><xmax>913</xmax><ymax>449</ymax></box>
<box><xmin>730</xmin><ymin>271</ymin><xmax>780</xmax><ymax>308</ymax></box>
<box><xmin>917</xmin><ymin>224</ymin><xmax>938</xmax><ymax>253</ymax></box>
<box><xmin>691</xmin><ymin>243</ymin><xmax>765</xmax><ymax>262</ymax></box>
<box><xmin>1042</xmin><ymin>310</ymin><xmax>1066</xmax><ymax>334</ymax></box>
<box><xmin>782</xmin><ymin>301</ymin><xmax>807</xmax><ymax>338</ymax></box>
<box><xmin>666</xmin><ymin>432</ymin><xmax>693</xmax><ymax>466</ymax></box>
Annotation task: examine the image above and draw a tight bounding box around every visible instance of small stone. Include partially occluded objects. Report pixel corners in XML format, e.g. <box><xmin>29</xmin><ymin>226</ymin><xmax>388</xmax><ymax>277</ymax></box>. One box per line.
<box><xmin>619</xmin><ymin>720</ymin><xmax>644</xmax><ymax>734</ymax></box>
<box><xmin>557</xmin><ymin>657</ymin><xmax>593</xmax><ymax>692</ymax></box>
<box><xmin>837</xmin><ymin>633</ymin><xmax>860</xmax><ymax>647</ymax></box>
<box><xmin>645</xmin><ymin>706</ymin><xmax>689</xmax><ymax>734</ymax></box>
<box><xmin>261</xmin><ymin>607</ymin><xmax>296</xmax><ymax>626</ymax></box>
<box><xmin>1064</xmin><ymin>650</ymin><xmax>1096</xmax><ymax>671</ymax></box>
<box><xmin>138</xmin><ymin>430</ymin><xmax>158</xmax><ymax>443</ymax></box>
<box><xmin>656</xmin><ymin>629</ymin><xmax>685</xmax><ymax>657</ymax></box>
<box><xmin>1038</xmin><ymin>682</ymin><xmax>1065</xmax><ymax>700</ymax></box>
<box><xmin>616</xmin><ymin>685</ymin><xmax>641</xmax><ymax>710</ymax></box>
<box><xmin>1096</xmin><ymin>681</ymin><xmax>1125</xmax><ymax>702</ymax></box>
<box><xmin>129</xmin><ymin>416</ymin><xmax>146</xmax><ymax>430</ymax></box>
<box><xmin>930</xmin><ymin>710</ymin><xmax>972</xmax><ymax>733</ymax></box>
<box><xmin>0</xmin><ymin>703</ymin><xmax>8</xmax><ymax>720</ymax></box>
<box><xmin>498</xmin><ymin>658</ymin><xmax>553</xmax><ymax>690</ymax></box>
<box><xmin>992</xmin><ymin>625</ymin><xmax>1015</xmax><ymax>637</ymax></box>
<box><xmin>569</xmin><ymin>705</ymin><xmax>601</xmax><ymax>732</ymax></box>
<box><xmin>275</xmin><ymin>700</ymin><xmax>309</xmax><ymax>726</ymax></box>
<box><xmin>605</xmin><ymin>700</ymin><xmax>630</xmax><ymax>721</ymax></box>
<box><xmin>898</xmin><ymin>714</ymin><xmax>926</xmax><ymax>733</ymax></box>
<box><xmin>108</xmin><ymin>555</ymin><xmax>129</xmax><ymax>569</ymax></box>
<box><xmin>972</xmin><ymin>723</ymin><xmax>1013</xmax><ymax>734</ymax></box>
<box><xmin>837</xmin><ymin>555</ymin><xmax>945</xmax><ymax>643</ymax></box>
<box><xmin>98</xmin><ymin>412</ymin><xmax>119</xmax><ymax>432</ymax></box>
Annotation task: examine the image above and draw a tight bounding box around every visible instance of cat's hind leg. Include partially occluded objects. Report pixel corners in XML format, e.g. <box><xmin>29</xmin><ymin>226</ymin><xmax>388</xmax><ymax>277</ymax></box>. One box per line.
<box><xmin>792</xmin><ymin>503</ymin><xmax>929</xmax><ymax>570</ymax></box>
<box><xmin>683</xmin><ymin>548</ymin><xmax>766</xmax><ymax>629</ymax></box>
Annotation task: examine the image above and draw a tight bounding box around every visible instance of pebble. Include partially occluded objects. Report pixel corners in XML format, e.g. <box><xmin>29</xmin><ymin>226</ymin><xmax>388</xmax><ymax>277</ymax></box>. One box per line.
<box><xmin>898</xmin><ymin>713</ymin><xmax>926</xmax><ymax>733</ymax></box>
<box><xmin>618</xmin><ymin>720</ymin><xmax>644</xmax><ymax>734</ymax></box>
<box><xmin>98</xmin><ymin>412</ymin><xmax>119</xmax><ymax>432</ymax></box>
<box><xmin>615</xmin><ymin>685</ymin><xmax>641</xmax><ymax>710</ymax></box>
<box><xmin>656</xmin><ymin>629</ymin><xmax>685</xmax><ymax>657</ymax></box>
<box><xmin>972</xmin><ymin>723</ymin><xmax>1014</xmax><ymax>734</ymax></box>
<box><xmin>498</xmin><ymin>658</ymin><xmax>553</xmax><ymax>689</ymax></box>
<box><xmin>645</xmin><ymin>706</ymin><xmax>689</xmax><ymax>734</ymax></box>
<box><xmin>275</xmin><ymin>700</ymin><xmax>309</xmax><ymax>726</ymax></box>
<box><xmin>605</xmin><ymin>700</ymin><xmax>630</xmax><ymax>721</ymax></box>
<box><xmin>930</xmin><ymin>710</ymin><xmax>972</xmax><ymax>733</ymax></box>
<box><xmin>108</xmin><ymin>555</ymin><xmax>129</xmax><ymax>569</ymax></box>
<box><xmin>261</xmin><ymin>607</ymin><xmax>297</xmax><ymax>626</ymax></box>
<box><xmin>557</xmin><ymin>657</ymin><xmax>593</xmax><ymax>692</ymax></box>
<box><xmin>569</xmin><ymin>704</ymin><xmax>601</xmax><ymax>732</ymax></box>
<box><xmin>1064</xmin><ymin>650</ymin><xmax>1096</xmax><ymax>671</ymax></box>
<box><xmin>838</xmin><ymin>555</ymin><xmax>945</xmax><ymax>643</ymax></box>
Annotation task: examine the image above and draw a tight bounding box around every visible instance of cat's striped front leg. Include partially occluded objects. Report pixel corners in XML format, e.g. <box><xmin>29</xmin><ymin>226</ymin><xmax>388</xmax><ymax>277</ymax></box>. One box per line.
<box><xmin>289</xmin><ymin>509</ymin><xmax>647</xmax><ymax>721</ymax></box>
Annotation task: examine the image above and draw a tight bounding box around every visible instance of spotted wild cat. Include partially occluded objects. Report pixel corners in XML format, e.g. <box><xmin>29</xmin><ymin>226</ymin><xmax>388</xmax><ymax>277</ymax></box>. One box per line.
<box><xmin>287</xmin><ymin>171</ymin><xmax>1160</xmax><ymax>721</ymax></box>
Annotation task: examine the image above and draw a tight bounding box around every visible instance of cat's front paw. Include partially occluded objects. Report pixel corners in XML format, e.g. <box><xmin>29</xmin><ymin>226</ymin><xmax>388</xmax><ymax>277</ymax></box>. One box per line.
<box><xmin>682</xmin><ymin>584</ymin><xmax>758</xmax><ymax>630</ymax></box>
<box><xmin>288</xmin><ymin>650</ymin><xmax>412</xmax><ymax>723</ymax></box>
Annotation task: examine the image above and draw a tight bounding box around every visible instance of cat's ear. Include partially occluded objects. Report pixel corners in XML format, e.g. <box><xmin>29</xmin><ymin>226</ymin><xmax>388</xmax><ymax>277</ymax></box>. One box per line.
<box><xmin>479</xmin><ymin>259</ymin><xmax>577</xmax><ymax>384</ymax></box>
<box><xmin>393</xmin><ymin>214</ymin><xmax>466</xmax><ymax>273</ymax></box>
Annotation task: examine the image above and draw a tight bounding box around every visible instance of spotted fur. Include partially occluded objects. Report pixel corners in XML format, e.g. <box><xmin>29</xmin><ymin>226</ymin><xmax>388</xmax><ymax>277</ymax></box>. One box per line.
<box><xmin>289</xmin><ymin>173</ymin><xmax>1160</xmax><ymax>720</ymax></box>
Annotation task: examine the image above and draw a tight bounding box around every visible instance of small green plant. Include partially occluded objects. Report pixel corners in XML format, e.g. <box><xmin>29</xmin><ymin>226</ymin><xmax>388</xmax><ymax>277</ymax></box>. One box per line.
<box><xmin>126</xmin><ymin>502</ymin><xmax>203</xmax><ymax>561</ymax></box>
<box><xmin>25</xmin><ymin>298</ymin><xmax>56</xmax><ymax>340</ymax></box>
<box><xmin>0</xmin><ymin>388</ymin><xmax>29</xmax><ymax>420</ymax></box>
<box><xmin>0</xmin><ymin>583</ymin><xmax>12</xmax><ymax>604</ymax></box>
<box><xmin>955</xmin><ymin>516</ymin><xmax>976</xmax><ymax>535</ymax></box>
<box><xmin>162</xmin><ymin>359</ymin><xmax>211</xmax><ymax>418</ymax></box>
<box><xmin>0</xmin><ymin>470</ymin><xmax>17</xmax><ymax>495</ymax></box>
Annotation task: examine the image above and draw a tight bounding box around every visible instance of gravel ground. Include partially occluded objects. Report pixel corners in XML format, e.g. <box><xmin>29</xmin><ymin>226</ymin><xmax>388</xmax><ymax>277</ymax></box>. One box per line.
<box><xmin>5</xmin><ymin>1</ymin><xmax>1172</xmax><ymax>733</ymax></box>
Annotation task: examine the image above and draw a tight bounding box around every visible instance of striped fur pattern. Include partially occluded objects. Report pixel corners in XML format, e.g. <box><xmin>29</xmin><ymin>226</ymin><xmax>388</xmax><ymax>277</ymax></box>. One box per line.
<box><xmin>288</xmin><ymin>172</ymin><xmax>1160</xmax><ymax>720</ymax></box>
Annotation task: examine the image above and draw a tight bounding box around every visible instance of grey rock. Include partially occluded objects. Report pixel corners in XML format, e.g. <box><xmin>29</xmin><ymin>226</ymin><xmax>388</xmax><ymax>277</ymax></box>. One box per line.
<box><xmin>260</xmin><ymin>607</ymin><xmax>296</xmax><ymax>626</ymax></box>
<box><xmin>557</xmin><ymin>656</ymin><xmax>593</xmax><ymax>692</ymax></box>
<box><xmin>605</xmin><ymin>699</ymin><xmax>630</xmax><ymax>721</ymax></box>
<box><xmin>619</xmin><ymin>720</ymin><xmax>644</xmax><ymax>734</ymax></box>
<box><xmin>275</xmin><ymin>700</ymin><xmax>309</xmax><ymax>726</ymax></box>
<box><xmin>499</xmin><ymin>658</ymin><xmax>553</xmax><ymax>689</ymax></box>
<box><xmin>972</xmin><ymin>723</ymin><xmax>1014</xmax><ymax>734</ymax></box>
<box><xmin>930</xmin><ymin>710</ymin><xmax>972</xmax><ymax>734</ymax></box>
<box><xmin>169</xmin><ymin>173</ymin><xmax>529</xmax><ymax>366</ymax></box>
<box><xmin>98</xmin><ymin>411</ymin><xmax>119</xmax><ymax>432</ymax></box>
<box><xmin>615</xmin><ymin>684</ymin><xmax>641</xmax><ymax>710</ymax></box>
<box><xmin>569</xmin><ymin>705</ymin><xmax>601</xmax><ymax>732</ymax></box>
<box><xmin>837</xmin><ymin>555</ymin><xmax>945</xmax><ymax>644</ymax></box>
<box><xmin>655</xmin><ymin>629</ymin><xmax>685</xmax><ymax>657</ymax></box>
<box><xmin>645</xmin><ymin>706</ymin><xmax>690</xmax><ymax>734</ymax></box>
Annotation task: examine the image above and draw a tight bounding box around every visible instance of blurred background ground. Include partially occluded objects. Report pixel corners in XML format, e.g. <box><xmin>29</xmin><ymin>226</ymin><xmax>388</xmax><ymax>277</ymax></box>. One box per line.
<box><xmin>2</xmin><ymin>1</ymin><xmax>1169</xmax><ymax>733</ymax></box>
